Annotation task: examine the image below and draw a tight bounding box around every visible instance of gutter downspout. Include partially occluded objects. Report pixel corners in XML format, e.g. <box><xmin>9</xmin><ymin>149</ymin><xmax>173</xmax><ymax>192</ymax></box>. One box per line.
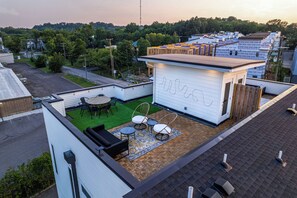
<box><xmin>64</xmin><ymin>150</ymin><xmax>80</xmax><ymax>198</ymax></box>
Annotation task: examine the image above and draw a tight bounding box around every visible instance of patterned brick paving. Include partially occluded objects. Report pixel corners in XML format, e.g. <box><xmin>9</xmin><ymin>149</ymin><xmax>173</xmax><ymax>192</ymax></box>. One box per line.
<box><xmin>111</xmin><ymin>110</ymin><xmax>233</xmax><ymax>181</ymax></box>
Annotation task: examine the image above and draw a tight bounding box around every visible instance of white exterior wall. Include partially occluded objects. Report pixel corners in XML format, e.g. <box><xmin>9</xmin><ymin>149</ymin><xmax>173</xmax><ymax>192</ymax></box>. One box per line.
<box><xmin>153</xmin><ymin>64</ymin><xmax>248</xmax><ymax>124</ymax></box>
<box><xmin>246</xmin><ymin>78</ymin><xmax>294</xmax><ymax>95</ymax></box>
<box><xmin>50</xmin><ymin>100</ymin><xmax>66</xmax><ymax>116</ymax></box>
<box><xmin>0</xmin><ymin>53</ymin><xmax>14</xmax><ymax>63</ymax></box>
<box><xmin>154</xmin><ymin>63</ymin><xmax>223</xmax><ymax>124</ymax></box>
<box><xmin>58</xmin><ymin>83</ymin><xmax>153</xmax><ymax>109</ymax></box>
<box><xmin>238</xmin><ymin>40</ymin><xmax>262</xmax><ymax>50</ymax></box>
<box><xmin>216</xmin><ymin>44</ymin><xmax>268</xmax><ymax>79</ymax></box>
<box><xmin>43</xmin><ymin>106</ymin><xmax>132</xmax><ymax>198</ymax></box>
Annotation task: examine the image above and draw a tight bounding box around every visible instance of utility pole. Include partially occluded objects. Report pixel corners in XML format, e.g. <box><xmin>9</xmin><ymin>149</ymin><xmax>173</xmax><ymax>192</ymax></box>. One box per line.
<box><xmin>106</xmin><ymin>38</ymin><xmax>115</xmax><ymax>78</ymax></box>
<box><xmin>84</xmin><ymin>55</ymin><xmax>88</xmax><ymax>80</ymax></box>
<box><xmin>61</xmin><ymin>43</ymin><xmax>66</xmax><ymax>58</ymax></box>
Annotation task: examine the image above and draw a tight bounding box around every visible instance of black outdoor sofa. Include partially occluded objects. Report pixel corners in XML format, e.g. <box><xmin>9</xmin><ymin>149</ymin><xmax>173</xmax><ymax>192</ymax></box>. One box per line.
<box><xmin>84</xmin><ymin>124</ymin><xmax>129</xmax><ymax>158</ymax></box>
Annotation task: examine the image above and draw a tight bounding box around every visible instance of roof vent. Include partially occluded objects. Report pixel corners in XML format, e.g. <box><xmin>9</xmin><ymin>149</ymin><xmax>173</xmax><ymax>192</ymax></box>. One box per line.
<box><xmin>287</xmin><ymin>103</ymin><xmax>297</xmax><ymax>116</ymax></box>
<box><xmin>221</xmin><ymin>153</ymin><xmax>232</xmax><ymax>172</ymax></box>
<box><xmin>202</xmin><ymin>188</ymin><xmax>222</xmax><ymax>198</ymax></box>
<box><xmin>187</xmin><ymin>186</ymin><xmax>194</xmax><ymax>198</ymax></box>
<box><xmin>214</xmin><ymin>178</ymin><xmax>235</xmax><ymax>196</ymax></box>
<box><xmin>276</xmin><ymin>150</ymin><xmax>287</xmax><ymax>167</ymax></box>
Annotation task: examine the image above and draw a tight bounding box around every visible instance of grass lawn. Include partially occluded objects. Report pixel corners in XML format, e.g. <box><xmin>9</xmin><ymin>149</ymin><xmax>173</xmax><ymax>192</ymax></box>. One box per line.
<box><xmin>63</xmin><ymin>74</ymin><xmax>97</xmax><ymax>88</ymax></box>
<box><xmin>67</xmin><ymin>96</ymin><xmax>161</xmax><ymax>131</ymax></box>
<box><xmin>15</xmin><ymin>58</ymin><xmax>35</xmax><ymax>67</ymax></box>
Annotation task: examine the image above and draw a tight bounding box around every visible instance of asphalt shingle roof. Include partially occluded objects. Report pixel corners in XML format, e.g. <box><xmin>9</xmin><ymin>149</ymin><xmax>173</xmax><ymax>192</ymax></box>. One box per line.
<box><xmin>126</xmin><ymin>88</ymin><xmax>297</xmax><ymax>197</ymax></box>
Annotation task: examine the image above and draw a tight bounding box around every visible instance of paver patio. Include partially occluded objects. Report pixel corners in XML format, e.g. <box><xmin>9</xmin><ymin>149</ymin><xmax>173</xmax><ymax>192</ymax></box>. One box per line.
<box><xmin>112</xmin><ymin>110</ymin><xmax>234</xmax><ymax>181</ymax></box>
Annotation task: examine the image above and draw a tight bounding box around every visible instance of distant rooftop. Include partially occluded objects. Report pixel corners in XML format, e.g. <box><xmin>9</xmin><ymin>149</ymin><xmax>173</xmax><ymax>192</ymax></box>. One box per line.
<box><xmin>139</xmin><ymin>54</ymin><xmax>265</xmax><ymax>71</ymax></box>
<box><xmin>239</xmin><ymin>32</ymin><xmax>270</xmax><ymax>40</ymax></box>
<box><xmin>0</xmin><ymin>68</ymin><xmax>31</xmax><ymax>101</ymax></box>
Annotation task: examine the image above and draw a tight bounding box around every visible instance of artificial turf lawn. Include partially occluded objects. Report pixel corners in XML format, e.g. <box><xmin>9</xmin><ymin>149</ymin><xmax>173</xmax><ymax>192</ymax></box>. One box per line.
<box><xmin>67</xmin><ymin>96</ymin><xmax>161</xmax><ymax>131</ymax></box>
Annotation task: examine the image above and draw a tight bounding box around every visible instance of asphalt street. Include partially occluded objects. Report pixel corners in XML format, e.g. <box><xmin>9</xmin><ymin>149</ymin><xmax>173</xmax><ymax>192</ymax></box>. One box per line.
<box><xmin>6</xmin><ymin>63</ymin><xmax>80</xmax><ymax>97</ymax></box>
<box><xmin>62</xmin><ymin>66</ymin><xmax>130</xmax><ymax>86</ymax></box>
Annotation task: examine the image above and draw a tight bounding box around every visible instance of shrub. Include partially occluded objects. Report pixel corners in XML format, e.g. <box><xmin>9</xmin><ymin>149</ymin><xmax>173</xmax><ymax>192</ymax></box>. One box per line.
<box><xmin>0</xmin><ymin>153</ymin><xmax>54</xmax><ymax>198</ymax></box>
<box><xmin>35</xmin><ymin>55</ymin><xmax>47</xmax><ymax>68</ymax></box>
<box><xmin>48</xmin><ymin>53</ymin><xmax>64</xmax><ymax>73</ymax></box>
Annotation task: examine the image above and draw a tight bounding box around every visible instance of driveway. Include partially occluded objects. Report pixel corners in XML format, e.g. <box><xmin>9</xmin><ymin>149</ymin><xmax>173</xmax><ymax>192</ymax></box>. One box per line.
<box><xmin>6</xmin><ymin>63</ymin><xmax>80</xmax><ymax>97</ymax></box>
<box><xmin>63</xmin><ymin>66</ymin><xmax>130</xmax><ymax>86</ymax></box>
<box><xmin>0</xmin><ymin>113</ymin><xmax>48</xmax><ymax>178</ymax></box>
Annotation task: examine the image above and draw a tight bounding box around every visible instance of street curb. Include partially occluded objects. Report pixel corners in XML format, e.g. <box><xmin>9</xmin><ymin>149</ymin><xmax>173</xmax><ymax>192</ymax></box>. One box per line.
<box><xmin>31</xmin><ymin>183</ymin><xmax>56</xmax><ymax>198</ymax></box>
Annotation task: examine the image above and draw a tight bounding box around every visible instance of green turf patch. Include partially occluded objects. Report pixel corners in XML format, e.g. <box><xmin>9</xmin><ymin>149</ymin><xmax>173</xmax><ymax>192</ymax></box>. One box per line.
<box><xmin>67</xmin><ymin>96</ymin><xmax>161</xmax><ymax>131</ymax></box>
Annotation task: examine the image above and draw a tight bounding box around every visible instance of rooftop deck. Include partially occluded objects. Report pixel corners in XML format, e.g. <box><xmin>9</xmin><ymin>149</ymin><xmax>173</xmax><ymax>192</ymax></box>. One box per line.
<box><xmin>115</xmin><ymin>110</ymin><xmax>233</xmax><ymax>181</ymax></box>
<box><xmin>67</xmin><ymin>99</ymin><xmax>233</xmax><ymax>181</ymax></box>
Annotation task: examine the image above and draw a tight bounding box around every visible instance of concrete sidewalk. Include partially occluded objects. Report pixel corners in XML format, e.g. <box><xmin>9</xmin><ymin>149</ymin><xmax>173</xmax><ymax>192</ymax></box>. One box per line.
<box><xmin>62</xmin><ymin>66</ymin><xmax>130</xmax><ymax>86</ymax></box>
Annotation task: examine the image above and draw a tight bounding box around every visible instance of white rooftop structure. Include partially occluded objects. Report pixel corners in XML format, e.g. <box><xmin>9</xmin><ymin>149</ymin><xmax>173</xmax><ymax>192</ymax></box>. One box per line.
<box><xmin>140</xmin><ymin>54</ymin><xmax>265</xmax><ymax>124</ymax></box>
<box><xmin>187</xmin><ymin>32</ymin><xmax>244</xmax><ymax>45</ymax></box>
<box><xmin>0</xmin><ymin>68</ymin><xmax>31</xmax><ymax>100</ymax></box>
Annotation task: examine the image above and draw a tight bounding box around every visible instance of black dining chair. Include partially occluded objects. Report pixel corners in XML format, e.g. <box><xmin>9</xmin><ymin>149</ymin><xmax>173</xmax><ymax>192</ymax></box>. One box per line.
<box><xmin>79</xmin><ymin>97</ymin><xmax>89</xmax><ymax>117</ymax></box>
<box><xmin>110</xmin><ymin>98</ymin><xmax>118</xmax><ymax>111</ymax></box>
<box><xmin>89</xmin><ymin>105</ymin><xmax>100</xmax><ymax>119</ymax></box>
<box><xmin>98</xmin><ymin>103</ymin><xmax>113</xmax><ymax>117</ymax></box>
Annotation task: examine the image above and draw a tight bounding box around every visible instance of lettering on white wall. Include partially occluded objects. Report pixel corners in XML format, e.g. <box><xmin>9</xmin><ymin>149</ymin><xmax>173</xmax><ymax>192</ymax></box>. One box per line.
<box><xmin>158</xmin><ymin>77</ymin><xmax>213</xmax><ymax>107</ymax></box>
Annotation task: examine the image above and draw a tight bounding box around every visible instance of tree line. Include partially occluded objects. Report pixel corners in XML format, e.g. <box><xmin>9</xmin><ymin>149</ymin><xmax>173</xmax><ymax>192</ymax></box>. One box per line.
<box><xmin>0</xmin><ymin>16</ymin><xmax>296</xmax><ymax>74</ymax></box>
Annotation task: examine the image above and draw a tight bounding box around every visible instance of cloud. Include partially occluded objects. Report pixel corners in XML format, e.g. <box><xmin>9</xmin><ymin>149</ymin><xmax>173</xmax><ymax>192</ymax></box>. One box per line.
<box><xmin>0</xmin><ymin>7</ymin><xmax>19</xmax><ymax>16</ymax></box>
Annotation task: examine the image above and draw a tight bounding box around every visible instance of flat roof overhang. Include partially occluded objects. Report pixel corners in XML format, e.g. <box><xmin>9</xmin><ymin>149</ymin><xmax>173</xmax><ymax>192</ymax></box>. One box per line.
<box><xmin>139</xmin><ymin>54</ymin><xmax>265</xmax><ymax>73</ymax></box>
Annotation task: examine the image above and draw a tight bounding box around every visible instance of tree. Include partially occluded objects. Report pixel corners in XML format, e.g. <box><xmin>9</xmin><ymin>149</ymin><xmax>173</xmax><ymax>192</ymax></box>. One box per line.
<box><xmin>34</xmin><ymin>55</ymin><xmax>47</xmax><ymax>68</ymax></box>
<box><xmin>4</xmin><ymin>36</ymin><xmax>21</xmax><ymax>53</ymax></box>
<box><xmin>266</xmin><ymin>19</ymin><xmax>288</xmax><ymax>32</ymax></box>
<box><xmin>284</xmin><ymin>23</ymin><xmax>297</xmax><ymax>49</ymax></box>
<box><xmin>115</xmin><ymin>40</ymin><xmax>134</xmax><ymax>67</ymax></box>
<box><xmin>125</xmin><ymin>23</ymin><xmax>139</xmax><ymax>33</ymax></box>
<box><xmin>48</xmin><ymin>53</ymin><xmax>64</xmax><ymax>73</ymax></box>
<box><xmin>137</xmin><ymin>38</ymin><xmax>151</xmax><ymax>56</ymax></box>
<box><xmin>69</xmin><ymin>38</ymin><xmax>86</xmax><ymax>65</ymax></box>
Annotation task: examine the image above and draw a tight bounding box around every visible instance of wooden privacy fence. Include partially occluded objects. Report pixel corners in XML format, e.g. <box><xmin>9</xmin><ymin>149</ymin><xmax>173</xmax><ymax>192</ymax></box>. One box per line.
<box><xmin>231</xmin><ymin>84</ymin><xmax>262</xmax><ymax>121</ymax></box>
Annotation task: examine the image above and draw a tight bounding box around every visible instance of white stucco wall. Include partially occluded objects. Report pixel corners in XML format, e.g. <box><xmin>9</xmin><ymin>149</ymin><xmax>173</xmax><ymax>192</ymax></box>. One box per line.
<box><xmin>246</xmin><ymin>78</ymin><xmax>294</xmax><ymax>95</ymax></box>
<box><xmin>43</xmin><ymin>106</ymin><xmax>132</xmax><ymax>198</ymax></box>
<box><xmin>57</xmin><ymin>83</ymin><xmax>153</xmax><ymax>109</ymax></box>
<box><xmin>0</xmin><ymin>53</ymin><xmax>14</xmax><ymax>64</ymax></box>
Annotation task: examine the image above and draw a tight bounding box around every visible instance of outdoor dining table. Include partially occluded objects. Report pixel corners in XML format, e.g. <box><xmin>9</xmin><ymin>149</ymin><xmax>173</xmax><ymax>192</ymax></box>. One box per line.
<box><xmin>86</xmin><ymin>96</ymin><xmax>111</xmax><ymax>106</ymax></box>
<box><xmin>86</xmin><ymin>96</ymin><xmax>111</xmax><ymax>116</ymax></box>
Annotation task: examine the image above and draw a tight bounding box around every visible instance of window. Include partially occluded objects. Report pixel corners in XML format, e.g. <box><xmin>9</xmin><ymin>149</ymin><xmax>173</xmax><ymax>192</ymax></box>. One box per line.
<box><xmin>68</xmin><ymin>168</ymin><xmax>75</xmax><ymax>198</ymax></box>
<box><xmin>51</xmin><ymin>144</ymin><xmax>58</xmax><ymax>174</ymax></box>
<box><xmin>229</xmin><ymin>51</ymin><xmax>233</xmax><ymax>55</ymax></box>
<box><xmin>235</xmin><ymin>51</ymin><xmax>238</xmax><ymax>56</ymax></box>
<box><xmin>238</xmin><ymin>79</ymin><xmax>243</xmax><ymax>84</ymax></box>
<box><xmin>252</xmin><ymin>75</ymin><xmax>257</xmax><ymax>78</ymax></box>
<box><xmin>256</xmin><ymin>52</ymin><xmax>259</xmax><ymax>57</ymax></box>
<box><xmin>81</xmin><ymin>185</ymin><xmax>91</xmax><ymax>198</ymax></box>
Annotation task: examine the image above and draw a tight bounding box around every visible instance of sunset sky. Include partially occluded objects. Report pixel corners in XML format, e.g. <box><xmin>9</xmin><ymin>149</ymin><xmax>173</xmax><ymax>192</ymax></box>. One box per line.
<box><xmin>0</xmin><ymin>0</ymin><xmax>296</xmax><ymax>28</ymax></box>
